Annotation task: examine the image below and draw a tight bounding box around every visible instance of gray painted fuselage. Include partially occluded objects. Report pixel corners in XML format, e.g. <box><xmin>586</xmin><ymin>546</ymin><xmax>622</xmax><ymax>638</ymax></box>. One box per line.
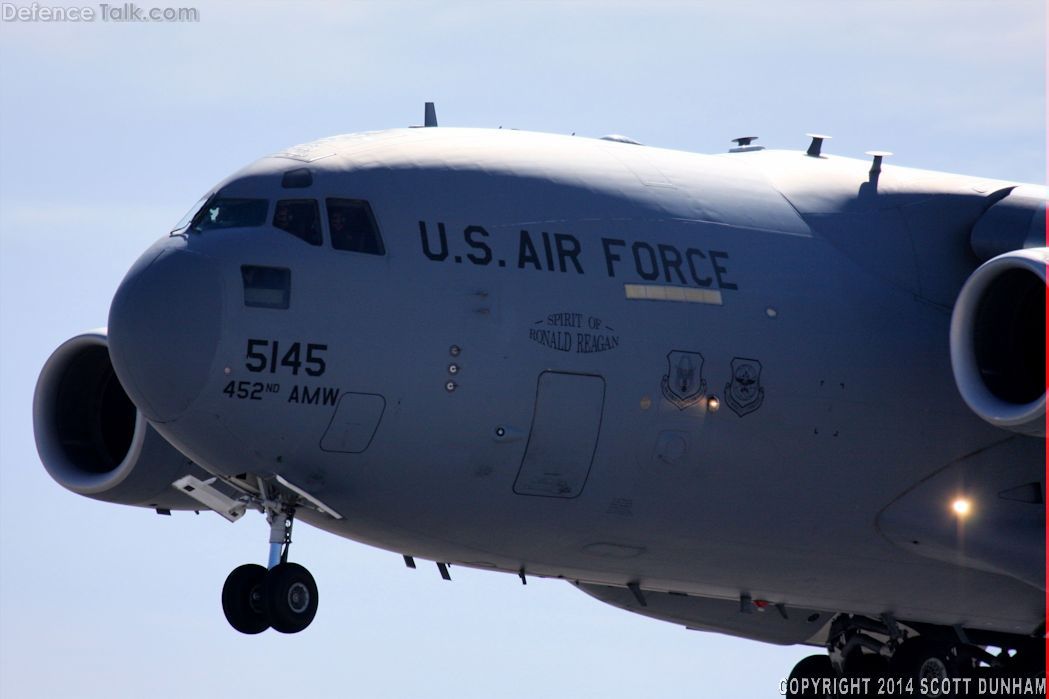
<box><xmin>107</xmin><ymin>127</ymin><xmax>1045</xmax><ymax>643</ymax></box>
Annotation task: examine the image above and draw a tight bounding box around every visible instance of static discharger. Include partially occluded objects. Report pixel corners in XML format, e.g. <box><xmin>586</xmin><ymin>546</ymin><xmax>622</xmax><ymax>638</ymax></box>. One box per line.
<box><xmin>437</xmin><ymin>561</ymin><xmax>452</xmax><ymax>580</ymax></box>
<box><xmin>806</xmin><ymin>133</ymin><xmax>832</xmax><ymax>157</ymax></box>
<box><xmin>866</xmin><ymin>150</ymin><xmax>892</xmax><ymax>174</ymax></box>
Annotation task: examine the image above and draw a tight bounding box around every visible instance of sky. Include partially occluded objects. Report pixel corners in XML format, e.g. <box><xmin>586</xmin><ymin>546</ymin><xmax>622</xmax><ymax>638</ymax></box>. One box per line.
<box><xmin>0</xmin><ymin>1</ymin><xmax>1044</xmax><ymax>697</ymax></box>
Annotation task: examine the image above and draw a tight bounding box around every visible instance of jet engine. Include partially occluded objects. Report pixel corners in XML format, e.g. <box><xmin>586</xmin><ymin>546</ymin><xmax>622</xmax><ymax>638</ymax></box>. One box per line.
<box><xmin>949</xmin><ymin>248</ymin><xmax>1046</xmax><ymax>437</ymax></box>
<box><xmin>33</xmin><ymin>330</ymin><xmax>213</xmax><ymax>509</ymax></box>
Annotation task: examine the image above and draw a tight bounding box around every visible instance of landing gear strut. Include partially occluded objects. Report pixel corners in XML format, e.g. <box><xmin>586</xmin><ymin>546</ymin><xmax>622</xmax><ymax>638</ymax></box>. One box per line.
<box><xmin>221</xmin><ymin>501</ymin><xmax>318</xmax><ymax>635</ymax></box>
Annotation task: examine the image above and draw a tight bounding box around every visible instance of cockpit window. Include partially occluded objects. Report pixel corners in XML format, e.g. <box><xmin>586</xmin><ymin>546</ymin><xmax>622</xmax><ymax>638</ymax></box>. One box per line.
<box><xmin>327</xmin><ymin>199</ymin><xmax>385</xmax><ymax>255</ymax></box>
<box><xmin>273</xmin><ymin>199</ymin><xmax>322</xmax><ymax>246</ymax></box>
<box><xmin>191</xmin><ymin>198</ymin><xmax>268</xmax><ymax>232</ymax></box>
<box><xmin>170</xmin><ymin>193</ymin><xmax>211</xmax><ymax>233</ymax></box>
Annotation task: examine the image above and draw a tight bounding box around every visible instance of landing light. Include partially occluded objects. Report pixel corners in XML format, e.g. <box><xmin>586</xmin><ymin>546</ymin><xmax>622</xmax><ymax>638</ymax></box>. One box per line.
<box><xmin>707</xmin><ymin>396</ymin><xmax>720</xmax><ymax>413</ymax></box>
<box><xmin>951</xmin><ymin>498</ymin><xmax>972</xmax><ymax>517</ymax></box>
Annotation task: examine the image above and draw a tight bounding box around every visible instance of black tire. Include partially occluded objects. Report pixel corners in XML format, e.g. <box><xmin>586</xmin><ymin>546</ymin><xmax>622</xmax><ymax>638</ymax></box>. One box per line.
<box><xmin>1010</xmin><ymin>639</ymin><xmax>1046</xmax><ymax>678</ymax></box>
<box><xmin>846</xmin><ymin>651</ymin><xmax>888</xmax><ymax>679</ymax></box>
<box><xmin>843</xmin><ymin>651</ymin><xmax>889</xmax><ymax>698</ymax></box>
<box><xmin>889</xmin><ymin>637</ymin><xmax>957</xmax><ymax>697</ymax></box>
<box><xmin>222</xmin><ymin>563</ymin><xmax>269</xmax><ymax>635</ymax></box>
<box><xmin>786</xmin><ymin>655</ymin><xmax>835</xmax><ymax>698</ymax></box>
<box><xmin>265</xmin><ymin>562</ymin><xmax>318</xmax><ymax>634</ymax></box>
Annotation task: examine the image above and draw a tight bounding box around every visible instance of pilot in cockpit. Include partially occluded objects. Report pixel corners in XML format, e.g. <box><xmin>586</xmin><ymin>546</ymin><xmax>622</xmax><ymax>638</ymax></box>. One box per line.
<box><xmin>329</xmin><ymin>208</ymin><xmax>351</xmax><ymax>250</ymax></box>
<box><xmin>273</xmin><ymin>201</ymin><xmax>292</xmax><ymax>231</ymax></box>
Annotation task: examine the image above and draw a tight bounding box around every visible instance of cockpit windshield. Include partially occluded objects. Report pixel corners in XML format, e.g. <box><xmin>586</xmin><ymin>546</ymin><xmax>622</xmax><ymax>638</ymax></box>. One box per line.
<box><xmin>170</xmin><ymin>193</ymin><xmax>211</xmax><ymax>233</ymax></box>
<box><xmin>190</xmin><ymin>197</ymin><xmax>269</xmax><ymax>232</ymax></box>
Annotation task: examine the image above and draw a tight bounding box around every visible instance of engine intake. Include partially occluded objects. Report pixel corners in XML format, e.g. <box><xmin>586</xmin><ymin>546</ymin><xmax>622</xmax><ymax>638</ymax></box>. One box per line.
<box><xmin>949</xmin><ymin>248</ymin><xmax>1046</xmax><ymax>436</ymax></box>
<box><xmin>34</xmin><ymin>330</ymin><xmax>213</xmax><ymax>509</ymax></box>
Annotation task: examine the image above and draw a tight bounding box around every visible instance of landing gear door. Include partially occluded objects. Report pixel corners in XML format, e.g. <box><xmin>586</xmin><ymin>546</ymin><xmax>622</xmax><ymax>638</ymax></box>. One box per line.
<box><xmin>513</xmin><ymin>371</ymin><xmax>605</xmax><ymax>498</ymax></box>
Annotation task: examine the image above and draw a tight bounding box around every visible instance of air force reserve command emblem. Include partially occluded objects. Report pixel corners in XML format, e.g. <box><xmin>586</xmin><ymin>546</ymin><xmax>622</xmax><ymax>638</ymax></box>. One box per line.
<box><xmin>661</xmin><ymin>350</ymin><xmax>708</xmax><ymax>409</ymax></box>
<box><xmin>725</xmin><ymin>357</ymin><xmax>765</xmax><ymax>417</ymax></box>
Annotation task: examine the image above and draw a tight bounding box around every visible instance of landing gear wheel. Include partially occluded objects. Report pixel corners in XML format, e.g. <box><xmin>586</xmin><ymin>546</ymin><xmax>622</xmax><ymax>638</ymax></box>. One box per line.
<box><xmin>889</xmin><ymin>637</ymin><xmax>956</xmax><ymax>697</ymax></box>
<box><xmin>265</xmin><ymin>562</ymin><xmax>318</xmax><ymax>634</ymax></box>
<box><xmin>222</xmin><ymin>563</ymin><xmax>269</xmax><ymax>635</ymax></box>
<box><xmin>786</xmin><ymin>655</ymin><xmax>835</xmax><ymax>698</ymax></box>
<box><xmin>1010</xmin><ymin>639</ymin><xmax>1046</xmax><ymax>678</ymax></box>
<box><xmin>845</xmin><ymin>651</ymin><xmax>889</xmax><ymax>679</ymax></box>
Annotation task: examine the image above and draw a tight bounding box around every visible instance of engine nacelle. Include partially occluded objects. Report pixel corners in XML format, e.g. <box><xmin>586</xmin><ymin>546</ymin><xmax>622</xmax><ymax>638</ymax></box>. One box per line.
<box><xmin>34</xmin><ymin>330</ymin><xmax>214</xmax><ymax>509</ymax></box>
<box><xmin>949</xmin><ymin>248</ymin><xmax>1047</xmax><ymax>437</ymax></box>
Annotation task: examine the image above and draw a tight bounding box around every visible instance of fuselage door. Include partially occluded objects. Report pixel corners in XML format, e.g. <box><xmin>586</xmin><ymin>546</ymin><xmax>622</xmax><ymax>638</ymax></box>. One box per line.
<box><xmin>513</xmin><ymin>371</ymin><xmax>605</xmax><ymax>498</ymax></box>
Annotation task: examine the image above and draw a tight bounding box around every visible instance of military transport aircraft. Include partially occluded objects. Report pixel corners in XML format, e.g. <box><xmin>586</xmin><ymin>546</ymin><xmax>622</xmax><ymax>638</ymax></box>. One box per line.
<box><xmin>33</xmin><ymin>105</ymin><xmax>1044</xmax><ymax>695</ymax></box>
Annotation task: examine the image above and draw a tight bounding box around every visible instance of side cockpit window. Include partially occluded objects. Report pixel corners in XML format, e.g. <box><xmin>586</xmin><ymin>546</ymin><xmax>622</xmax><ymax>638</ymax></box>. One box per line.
<box><xmin>327</xmin><ymin>199</ymin><xmax>385</xmax><ymax>255</ymax></box>
<box><xmin>191</xmin><ymin>197</ymin><xmax>268</xmax><ymax>232</ymax></box>
<box><xmin>274</xmin><ymin>199</ymin><xmax>322</xmax><ymax>246</ymax></box>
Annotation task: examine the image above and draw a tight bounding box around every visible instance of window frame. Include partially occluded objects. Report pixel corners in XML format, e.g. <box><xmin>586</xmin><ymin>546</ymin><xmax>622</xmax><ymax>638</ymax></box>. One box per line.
<box><xmin>272</xmin><ymin>198</ymin><xmax>324</xmax><ymax>247</ymax></box>
<box><xmin>189</xmin><ymin>195</ymin><xmax>270</xmax><ymax>233</ymax></box>
<box><xmin>325</xmin><ymin>197</ymin><xmax>386</xmax><ymax>256</ymax></box>
<box><xmin>241</xmin><ymin>265</ymin><xmax>292</xmax><ymax>310</ymax></box>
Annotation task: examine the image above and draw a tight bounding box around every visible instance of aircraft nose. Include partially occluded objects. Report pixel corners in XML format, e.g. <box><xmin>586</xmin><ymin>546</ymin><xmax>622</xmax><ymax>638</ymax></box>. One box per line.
<box><xmin>108</xmin><ymin>243</ymin><xmax>223</xmax><ymax>423</ymax></box>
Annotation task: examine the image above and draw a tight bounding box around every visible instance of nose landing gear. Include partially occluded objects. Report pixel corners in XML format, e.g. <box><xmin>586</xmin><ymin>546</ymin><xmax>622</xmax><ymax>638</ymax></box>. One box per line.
<box><xmin>222</xmin><ymin>501</ymin><xmax>318</xmax><ymax>635</ymax></box>
<box><xmin>264</xmin><ymin>562</ymin><xmax>318</xmax><ymax>634</ymax></box>
<box><xmin>221</xmin><ymin>563</ymin><xmax>269</xmax><ymax>634</ymax></box>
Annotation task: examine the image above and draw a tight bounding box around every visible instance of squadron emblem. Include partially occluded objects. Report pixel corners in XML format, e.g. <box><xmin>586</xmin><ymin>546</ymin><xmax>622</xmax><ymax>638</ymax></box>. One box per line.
<box><xmin>725</xmin><ymin>357</ymin><xmax>765</xmax><ymax>417</ymax></box>
<box><xmin>661</xmin><ymin>350</ymin><xmax>708</xmax><ymax>409</ymax></box>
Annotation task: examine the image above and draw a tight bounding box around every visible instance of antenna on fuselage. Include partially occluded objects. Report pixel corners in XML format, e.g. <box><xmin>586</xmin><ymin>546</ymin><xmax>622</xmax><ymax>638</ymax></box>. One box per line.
<box><xmin>424</xmin><ymin>102</ymin><xmax>438</xmax><ymax>127</ymax></box>
<box><xmin>729</xmin><ymin>136</ymin><xmax>764</xmax><ymax>153</ymax></box>
<box><xmin>865</xmin><ymin>150</ymin><xmax>892</xmax><ymax>175</ymax></box>
<box><xmin>805</xmin><ymin>133</ymin><xmax>831</xmax><ymax>157</ymax></box>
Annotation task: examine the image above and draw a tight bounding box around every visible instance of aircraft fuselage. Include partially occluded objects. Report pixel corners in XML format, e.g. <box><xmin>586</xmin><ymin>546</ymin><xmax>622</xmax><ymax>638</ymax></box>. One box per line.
<box><xmin>100</xmin><ymin>127</ymin><xmax>1045</xmax><ymax>643</ymax></box>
